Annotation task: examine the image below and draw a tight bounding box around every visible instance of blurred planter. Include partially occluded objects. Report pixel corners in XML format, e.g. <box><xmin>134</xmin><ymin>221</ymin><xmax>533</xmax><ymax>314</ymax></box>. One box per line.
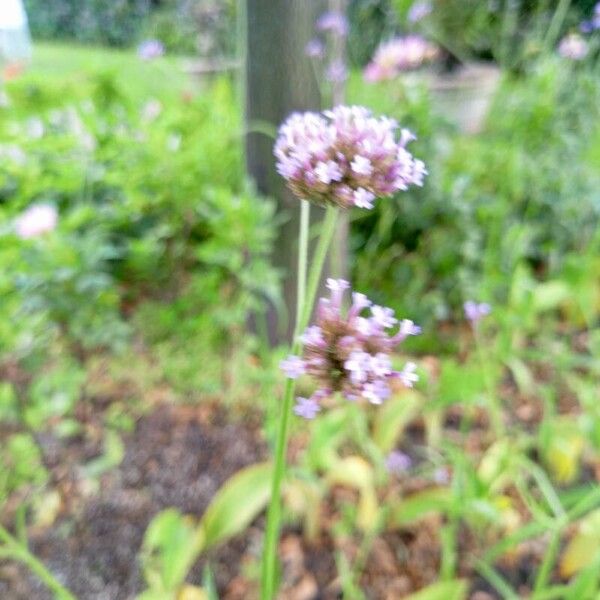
<box><xmin>426</xmin><ymin>62</ymin><xmax>501</xmax><ymax>134</ymax></box>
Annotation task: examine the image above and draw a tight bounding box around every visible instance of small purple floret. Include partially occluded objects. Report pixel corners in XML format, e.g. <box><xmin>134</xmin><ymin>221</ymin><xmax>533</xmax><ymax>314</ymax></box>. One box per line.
<box><xmin>280</xmin><ymin>355</ymin><xmax>306</xmax><ymax>379</ymax></box>
<box><xmin>464</xmin><ymin>301</ymin><xmax>491</xmax><ymax>323</ymax></box>
<box><xmin>294</xmin><ymin>396</ymin><xmax>321</xmax><ymax>419</ymax></box>
<box><xmin>138</xmin><ymin>39</ymin><xmax>165</xmax><ymax>61</ymax></box>
<box><xmin>386</xmin><ymin>450</ymin><xmax>412</xmax><ymax>474</ymax></box>
<box><xmin>316</xmin><ymin>11</ymin><xmax>349</xmax><ymax>37</ymax></box>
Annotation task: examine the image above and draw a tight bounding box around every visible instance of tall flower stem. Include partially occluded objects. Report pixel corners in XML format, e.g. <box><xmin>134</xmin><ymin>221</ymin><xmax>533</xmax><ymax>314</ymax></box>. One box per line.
<box><xmin>261</xmin><ymin>204</ymin><xmax>338</xmax><ymax>599</ymax></box>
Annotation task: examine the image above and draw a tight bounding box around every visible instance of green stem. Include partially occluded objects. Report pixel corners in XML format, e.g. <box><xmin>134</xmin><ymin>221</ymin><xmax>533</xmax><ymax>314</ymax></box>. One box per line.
<box><xmin>296</xmin><ymin>201</ymin><xmax>310</xmax><ymax>332</ymax></box>
<box><xmin>534</xmin><ymin>526</ymin><xmax>562</xmax><ymax>594</ymax></box>
<box><xmin>474</xmin><ymin>325</ymin><xmax>504</xmax><ymax>438</ymax></box>
<box><xmin>260</xmin><ymin>204</ymin><xmax>338</xmax><ymax>599</ymax></box>
<box><xmin>543</xmin><ymin>0</ymin><xmax>572</xmax><ymax>52</ymax></box>
<box><xmin>0</xmin><ymin>525</ymin><xmax>76</xmax><ymax>600</ymax></box>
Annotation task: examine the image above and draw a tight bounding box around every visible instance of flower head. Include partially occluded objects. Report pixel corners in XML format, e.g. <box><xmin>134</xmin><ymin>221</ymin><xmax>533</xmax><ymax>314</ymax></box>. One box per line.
<box><xmin>580</xmin><ymin>3</ymin><xmax>600</xmax><ymax>32</ymax></box>
<box><xmin>364</xmin><ymin>36</ymin><xmax>438</xmax><ymax>82</ymax></box>
<box><xmin>386</xmin><ymin>450</ymin><xmax>412</xmax><ymax>475</ymax></box>
<box><xmin>463</xmin><ymin>301</ymin><xmax>491</xmax><ymax>324</ymax></box>
<box><xmin>294</xmin><ymin>281</ymin><xmax>420</xmax><ymax>414</ymax></box>
<box><xmin>558</xmin><ymin>33</ymin><xmax>588</xmax><ymax>60</ymax></box>
<box><xmin>275</xmin><ymin>106</ymin><xmax>426</xmax><ymax>208</ymax></box>
<box><xmin>14</xmin><ymin>204</ymin><xmax>58</xmax><ymax>239</ymax></box>
<box><xmin>316</xmin><ymin>11</ymin><xmax>349</xmax><ymax>37</ymax></box>
<box><xmin>138</xmin><ymin>39</ymin><xmax>165</xmax><ymax>61</ymax></box>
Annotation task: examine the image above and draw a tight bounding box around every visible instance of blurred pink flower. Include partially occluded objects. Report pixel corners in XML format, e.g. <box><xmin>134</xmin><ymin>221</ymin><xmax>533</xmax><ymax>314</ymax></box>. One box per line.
<box><xmin>364</xmin><ymin>36</ymin><xmax>438</xmax><ymax>82</ymax></box>
<box><xmin>15</xmin><ymin>204</ymin><xmax>58</xmax><ymax>239</ymax></box>
<box><xmin>558</xmin><ymin>33</ymin><xmax>588</xmax><ymax>60</ymax></box>
<box><xmin>275</xmin><ymin>105</ymin><xmax>426</xmax><ymax>209</ymax></box>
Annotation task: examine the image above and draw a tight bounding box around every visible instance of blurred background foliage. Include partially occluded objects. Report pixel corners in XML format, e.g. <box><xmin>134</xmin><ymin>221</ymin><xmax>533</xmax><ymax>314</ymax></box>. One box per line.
<box><xmin>2</xmin><ymin>0</ymin><xmax>600</xmax><ymax>597</ymax></box>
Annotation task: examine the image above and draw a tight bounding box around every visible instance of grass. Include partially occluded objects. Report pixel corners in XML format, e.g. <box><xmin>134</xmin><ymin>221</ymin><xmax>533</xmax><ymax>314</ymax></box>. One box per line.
<box><xmin>19</xmin><ymin>42</ymin><xmax>198</xmax><ymax>101</ymax></box>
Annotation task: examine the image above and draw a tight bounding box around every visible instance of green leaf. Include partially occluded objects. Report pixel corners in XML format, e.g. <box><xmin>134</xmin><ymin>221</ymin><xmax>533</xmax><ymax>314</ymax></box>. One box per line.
<box><xmin>305</xmin><ymin>408</ymin><xmax>349</xmax><ymax>471</ymax></box>
<box><xmin>403</xmin><ymin>580</ymin><xmax>468</xmax><ymax>600</ymax></box>
<box><xmin>372</xmin><ymin>391</ymin><xmax>421</xmax><ymax>453</ymax></box>
<box><xmin>142</xmin><ymin>509</ymin><xmax>201</xmax><ymax>592</ymax></box>
<box><xmin>388</xmin><ymin>488</ymin><xmax>452</xmax><ymax>528</ymax></box>
<box><xmin>199</xmin><ymin>462</ymin><xmax>272</xmax><ymax>551</ymax></box>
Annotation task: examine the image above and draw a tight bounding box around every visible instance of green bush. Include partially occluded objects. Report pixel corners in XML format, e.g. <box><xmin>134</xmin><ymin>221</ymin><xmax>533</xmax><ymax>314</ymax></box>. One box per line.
<box><xmin>24</xmin><ymin>0</ymin><xmax>152</xmax><ymax>47</ymax></box>
<box><xmin>0</xmin><ymin>70</ymin><xmax>277</xmax><ymax>393</ymax></box>
<box><xmin>350</xmin><ymin>58</ymin><xmax>600</xmax><ymax>332</ymax></box>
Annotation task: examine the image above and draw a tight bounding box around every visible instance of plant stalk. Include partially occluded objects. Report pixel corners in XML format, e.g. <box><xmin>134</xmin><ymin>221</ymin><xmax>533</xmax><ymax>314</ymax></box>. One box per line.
<box><xmin>0</xmin><ymin>525</ymin><xmax>76</xmax><ymax>600</ymax></box>
<box><xmin>260</xmin><ymin>204</ymin><xmax>338</xmax><ymax>599</ymax></box>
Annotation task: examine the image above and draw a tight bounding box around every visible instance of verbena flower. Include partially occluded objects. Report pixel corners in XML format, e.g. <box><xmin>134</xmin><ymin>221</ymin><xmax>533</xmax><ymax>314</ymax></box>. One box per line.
<box><xmin>385</xmin><ymin>450</ymin><xmax>412</xmax><ymax>475</ymax></box>
<box><xmin>364</xmin><ymin>35</ymin><xmax>438</xmax><ymax>82</ymax></box>
<box><xmin>284</xmin><ymin>279</ymin><xmax>421</xmax><ymax>418</ymax></box>
<box><xmin>138</xmin><ymin>39</ymin><xmax>165</xmax><ymax>61</ymax></box>
<box><xmin>274</xmin><ymin>106</ymin><xmax>426</xmax><ymax>208</ymax></box>
<box><xmin>14</xmin><ymin>203</ymin><xmax>58</xmax><ymax>239</ymax></box>
<box><xmin>305</xmin><ymin>38</ymin><xmax>324</xmax><ymax>58</ymax></box>
<box><xmin>326</xmin><ymin>60</ymin><xmax>348</xmax><ymax>83</ymax></box>
<box><xmin>558</xmin><ymin>34</ymin><xmax>588</xmax><ymax>60</ymax></box>
<box><xmin>316</xmin><ymin>11</ymin><xmax>349</xmax><ymax>37</ymax></box>
<box><xmin>294</xmin><ymin>396</ymin><xmax>321</xmax><ymax>419</ymax></box>
<box><xmin>408</xmin><ymin>1</ymin><xmax>432</xmax><ymax>23</ymax></box>
<box><xmin>463</xmin><ymin>301</ymin><xmax>491</xmax><ymax>324</ymax></box>
<box><xmin>580</xmin><ymin>3</ymin><xmax>600</xmax><ymax>33</ymax></box>
<box><xmin>280</xmin><ymin>355</ymin><xmax>306</xmax><ymax>379</ymax></box>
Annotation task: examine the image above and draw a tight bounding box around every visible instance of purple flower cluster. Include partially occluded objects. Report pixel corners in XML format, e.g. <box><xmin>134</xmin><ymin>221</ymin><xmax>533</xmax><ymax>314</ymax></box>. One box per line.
<box><xmin>274</xmin><ymin>106</ymin><xmax>426</xmax><ymax>209</ymax></box>
<box><xmin>385</xmin><ymin>450</ymin><xmax>412</xmax><ymax>475</ymax></box>
<box><xmin>464</xmin><ymin>300</ymin><xmax>491</xmax><ymax>324</ymax></box>
<box><xmin>138</xmin><ymin>39</ymin><xmax>165</xmax><ymax>61</ymax></box>
<box><xmin>581</xmin><ymin>3</ymin><xmax>600</xmax><ymax>33</ymax></box>
<box><xmin>280</xmin><ymin>279</ymin><xmax>421</xmax><ymax>418</ymax></box>
<box><xmin>408</xmin><ymin>1</ymin><xmax>432</xmax><ymax>23</ymax></box>
<box><xmin>364</xmin><ymin>36</ymin><xmax>438</xmax><ymax>82</ymax></box>
<box><xmin>558</xmin><ymin>33</ymin><xmax>588</xmax><ymax>60</ymax></box>
<box><xmin>316</xmin><ymin>11</ymin><xmax>350</xmax><ymax>37</ymax></box>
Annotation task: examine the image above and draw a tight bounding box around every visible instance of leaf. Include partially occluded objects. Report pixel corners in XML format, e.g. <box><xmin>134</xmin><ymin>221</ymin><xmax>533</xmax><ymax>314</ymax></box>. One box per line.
<box><xmin>83</xmin><ymin>429</ymin><xmax>125</xmax><ymax>478</ymax></box>
<box><xmin>305</xmin><ymin>408</ymin><xmax>348</xmax><ymax>471</ymax></box>
<box><xmin>560</xmin><ymin>509</ymin><xmax>600</xmax><ymax>578</ymax></box>
<box><xmin>477</xmin><ymin>439</ymin><xmax>514</xmax><ymax>492</ymax></box>
<box><xmin>199</xmin><ymin>462</ymin><xmax>272</xmax><ymax>551</ymax></box>
<box><xmin>372</xmin><ymin>391</ymin><xmax>421</xmax><ymax>453</ymax></box>
<box><xmin>388</xmin><ymin>488</ymin><xmax>452</xmax><ymax>528</ymax></box>
<box><xmin>327</xmin><ymin>456</ymin><xmax>378</xmax><ymax>532</ymax></box>
<box><xmin>403</xmin><ymin>580</ymin><xmax>468</xmax><ymax>600</ymax></box>
<box><xmin>178</xmin><ymin>586</ymin><xmax>208</xmax><ymax>600</ymax></box>
<box><xmin>541</xmin><ymin>419</ymin><xmax>585</xmax><ymax>485</ymax></box>
<box><xmin>532</xmin><ymin>281</ymin><xmax>571</xmax><ymax>312</ymax></box>
<box><xmin>142</xmin><ymin>509</ymin><xmax>202</xmax><ymax>591</ymax></box>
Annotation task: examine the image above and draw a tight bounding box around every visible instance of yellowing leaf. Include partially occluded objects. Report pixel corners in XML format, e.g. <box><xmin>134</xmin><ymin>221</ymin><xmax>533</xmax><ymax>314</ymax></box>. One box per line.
<box><xmin>560</xmin><ymin>509</ymin><xmax>600</xmax><ymax>578</ymax></box>
<box><xmin>327</xmin><ymin>456</ymin><xmax>378</xmax><ymax>532</ymax></box>
<box><xmin>177</xmin><ymin>585</ymin><xmax>207</xmax><ymax>600</ymax></box>
<box><xmin>327</xmin><ymin>456</ymin><xmax>374</xmax><ymax>490</ymax></box>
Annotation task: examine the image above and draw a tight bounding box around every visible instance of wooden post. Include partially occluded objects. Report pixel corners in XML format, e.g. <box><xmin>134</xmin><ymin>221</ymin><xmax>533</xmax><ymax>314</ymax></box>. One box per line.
<box><xmin>245</xmin><ymin>0</ymin><xmax>325</xmax><ymax>343</ymax></box>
